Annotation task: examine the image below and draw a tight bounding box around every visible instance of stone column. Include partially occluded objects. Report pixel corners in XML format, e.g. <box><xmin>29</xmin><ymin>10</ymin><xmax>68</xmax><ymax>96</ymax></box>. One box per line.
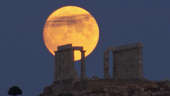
<box><xmin>104</xmin><ymin>50</ymin><xmax>110</xmax><ymax>79</ymax></box>
<box><xmin>112</xmin><ymin>42</ymin><xmax>145</xmax><ymax>80</ymax></box>
<box><xmin>54</xmin><ymin>51</ymin><xmax>58</xmax><ymax>81</ymax></box>
<box><xmin>137</xmin><ymin>42</ymin><xmax>144</xmax><ymax>79</ymax></box>
<box><xmin>80</xmin><ymin>50</ymin><xmax>86</xmax><ymax>80</ymax></box>
<box><xmin>112</xmin><ymin>50</ymin><xmax>118</xmax><ymax>80</ymax></box>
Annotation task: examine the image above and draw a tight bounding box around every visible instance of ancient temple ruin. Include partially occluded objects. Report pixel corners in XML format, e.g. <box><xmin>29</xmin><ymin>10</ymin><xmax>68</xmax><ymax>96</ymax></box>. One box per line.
<box><xmin>40</xmin><ymin>42</ymin><xmax>153</xmax><ymax>96</ymax></box>
<box><xmin>104</xmin><ymin>42</ymin><xmax>144</xmax><ymax>80</ymax></box>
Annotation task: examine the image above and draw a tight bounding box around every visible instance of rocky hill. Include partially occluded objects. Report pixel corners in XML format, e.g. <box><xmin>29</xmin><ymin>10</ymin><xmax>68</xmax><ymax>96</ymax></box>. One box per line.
<box><xmin>40</xmin><ymin>80</ymin><xmax>170</xmax><ymax>96</ymax></box>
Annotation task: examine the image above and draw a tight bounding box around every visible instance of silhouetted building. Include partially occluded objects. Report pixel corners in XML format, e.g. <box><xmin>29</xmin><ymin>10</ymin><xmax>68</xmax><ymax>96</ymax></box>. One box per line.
<box><xmin>54</xmin><ymin>44</ymin><xmax>86</xmax><ymax>82</ymax></box>
<box><xmin>104</xmin><ymin>42</ymin><xmax>144</xmax><ymax>80</ymax></box>
<box><xmin>40</xmin><ymin>42</ymin><xmax>164</xmax><ymax>96</ymax></box>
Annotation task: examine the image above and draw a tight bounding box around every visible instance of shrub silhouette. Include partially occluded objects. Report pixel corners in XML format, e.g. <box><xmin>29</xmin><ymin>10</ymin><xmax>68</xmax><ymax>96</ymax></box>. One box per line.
<box><xmin>8</xmin><ymin>86</ymin><xmax>22</xmax><ymax>96</ymax></box>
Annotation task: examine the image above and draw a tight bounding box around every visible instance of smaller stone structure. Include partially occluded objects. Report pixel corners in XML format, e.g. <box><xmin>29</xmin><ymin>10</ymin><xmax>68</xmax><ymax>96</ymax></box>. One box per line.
<box><xmin>104</xmin><ymin>42</ymin><xmax>144</xmax><ymax>80</ymax></box>
<box><xmin>113</xmin><ymin>42</ymin><xmax>144</xmax><ymax>80</ymax></box>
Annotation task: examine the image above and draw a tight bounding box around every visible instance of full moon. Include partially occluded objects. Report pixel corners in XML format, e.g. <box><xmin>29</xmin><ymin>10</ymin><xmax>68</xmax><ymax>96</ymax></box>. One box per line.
<box><xmin>43</xmin><ymin>6</ymin><xmax>99</xmax><ymax>61</ymax></box>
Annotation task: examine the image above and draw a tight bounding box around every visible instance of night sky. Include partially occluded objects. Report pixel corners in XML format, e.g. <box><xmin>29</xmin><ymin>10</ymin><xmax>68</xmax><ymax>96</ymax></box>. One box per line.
<box><xmin>0</xmin><ymin>0</ymin><xmax>170</xmax><ymax>96</ymax></box>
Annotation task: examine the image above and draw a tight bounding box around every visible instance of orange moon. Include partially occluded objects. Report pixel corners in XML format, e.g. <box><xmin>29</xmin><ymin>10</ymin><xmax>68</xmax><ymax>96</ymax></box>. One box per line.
<box><xmin>43</xmin><ymin>6</ymin><xmax>99</xmax><ymax>61</ymax></box>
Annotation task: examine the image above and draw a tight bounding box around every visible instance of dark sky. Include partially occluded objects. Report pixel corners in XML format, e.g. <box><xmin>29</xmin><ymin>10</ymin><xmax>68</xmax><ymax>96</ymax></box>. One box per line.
<box><xmin>0</xmin><ymin>0</ymin><xmax>170</xmax><ymax>96</ymax></box>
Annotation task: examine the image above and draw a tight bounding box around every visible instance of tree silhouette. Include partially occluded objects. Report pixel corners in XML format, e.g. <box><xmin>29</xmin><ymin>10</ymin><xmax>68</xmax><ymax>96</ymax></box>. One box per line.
<box><xmin>8</xmin><ymin>86</ymin><xmax>22</xmax><ymax>96</ymax></box>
